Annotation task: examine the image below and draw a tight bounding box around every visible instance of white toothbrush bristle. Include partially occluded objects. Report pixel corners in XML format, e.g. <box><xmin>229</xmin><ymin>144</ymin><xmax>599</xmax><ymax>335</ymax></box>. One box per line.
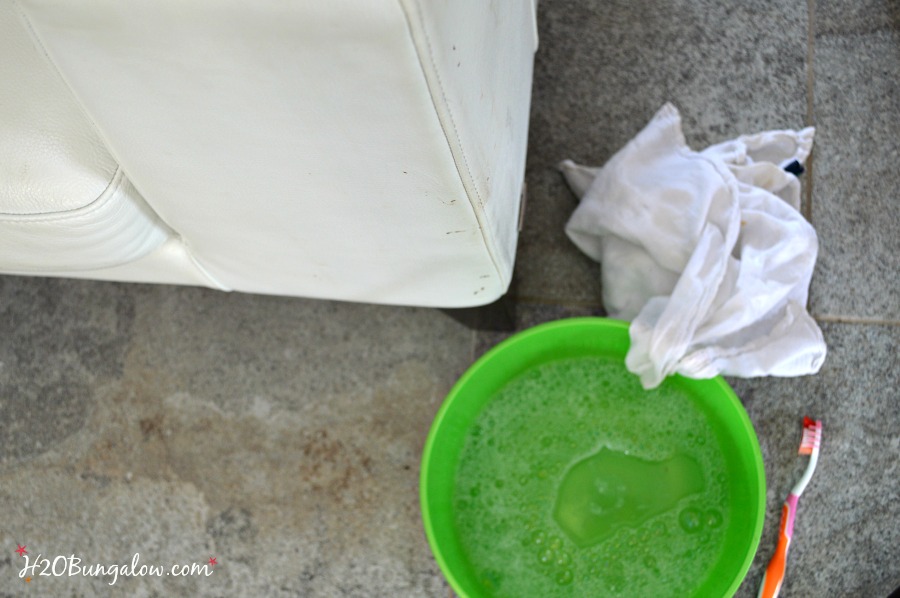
<box><xmin>799</xmin><ymin>418</ymin><xmax>822</xmax><ymax>455</ymax></box>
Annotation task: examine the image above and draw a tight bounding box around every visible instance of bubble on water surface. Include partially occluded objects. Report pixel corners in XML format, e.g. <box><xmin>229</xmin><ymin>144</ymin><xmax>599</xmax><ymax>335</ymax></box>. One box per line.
<box><xmin>679</xmin><ymin>507</ymin><xmax>703</xmax><ymax>534</ymax></box>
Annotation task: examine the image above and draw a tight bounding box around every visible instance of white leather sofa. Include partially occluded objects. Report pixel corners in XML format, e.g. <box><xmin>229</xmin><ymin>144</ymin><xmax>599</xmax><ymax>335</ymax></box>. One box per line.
<box><xmin>1</xmin><ymin>0</ymin><xmax>537</xmax><ymax>308</ymax></box>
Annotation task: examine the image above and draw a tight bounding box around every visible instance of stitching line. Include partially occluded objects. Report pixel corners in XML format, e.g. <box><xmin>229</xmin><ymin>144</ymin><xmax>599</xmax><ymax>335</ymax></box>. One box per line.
<box><xmin>0</xmin><ymin>167</ymin><xmax>127</xmax><ymax>223</ymax></box>
<box><xmin>12</xmin><ymin>4</ymin><xmax>186</xmax><ymax>240</ymax></box>
<box><xmin>396</xmin><ymin>0</ymin><xmax>510</xmax><ymax>289</ymax></box>
<box><xmin>403</xmin><ymin>4</ymin><xmax>486</xmax><ymax>216</ymax></box>
<box><xmin>11</xmin><ymin>3</ymin><xmax>228</xmax><ymax>291</ymax></box>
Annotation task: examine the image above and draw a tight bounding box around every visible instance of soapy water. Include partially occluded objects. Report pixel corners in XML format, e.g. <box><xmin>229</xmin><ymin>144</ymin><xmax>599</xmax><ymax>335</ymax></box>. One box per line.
<box><xmin>553</xmin><ymin>449</ymin><xmax>705</xmax><ymax>547</ymax></box>
<box><xmin>452</xmin><ymin>356</ymin><xmax>731</xmax><ymax>597</ymax></box>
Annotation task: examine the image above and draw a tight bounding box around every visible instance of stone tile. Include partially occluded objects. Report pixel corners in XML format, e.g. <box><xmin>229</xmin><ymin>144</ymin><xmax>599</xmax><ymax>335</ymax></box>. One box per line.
<box><xmin>0</xmin><ymin>279</ymin><xmax>470</xmax><ymax>596</ymax></box>
<box><xmin>0</xmin><ymin>277</ymin><xmax>136</xmax><ymax>463</ymax></box>
<box><xmin>809</xmin><ymin>31</ymin><xmax>900</xmax><ymax>319</ymax></box>
<box><xmin>518</xmin><ymin>0</ymin><xmax>809</xmax><ymax>304</ymax></box>
<box><xmin>728</xmin><ymin>322</ymin><xmax>899</xmax><ymax>598</ymax></box>
<box><xmin>816</xmin><ymin>0</ymin><xmax>900</xmax><ymax>36</ymax></box>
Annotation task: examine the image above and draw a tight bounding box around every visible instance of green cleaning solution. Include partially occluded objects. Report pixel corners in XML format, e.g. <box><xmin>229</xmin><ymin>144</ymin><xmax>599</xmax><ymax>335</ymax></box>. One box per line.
<box><xmin>453</xmin><ymin>356</ymin><xmax>731</xmax><ymax>597</ymax></box>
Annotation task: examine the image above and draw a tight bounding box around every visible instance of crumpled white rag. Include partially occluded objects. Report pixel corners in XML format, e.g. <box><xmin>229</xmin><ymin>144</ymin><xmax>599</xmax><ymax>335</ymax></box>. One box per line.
<box><xmin>561</xmin><ymin>103</ymin><xmax>826</xmax><ymax>389</ymax></box>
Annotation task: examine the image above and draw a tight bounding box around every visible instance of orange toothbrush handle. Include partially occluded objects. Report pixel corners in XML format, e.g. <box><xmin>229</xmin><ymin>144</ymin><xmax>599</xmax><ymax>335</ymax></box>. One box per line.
<box><xmin>758</xmin><ymin>496</ymin><xmax>797</xmax><ymax>598</ymax></box>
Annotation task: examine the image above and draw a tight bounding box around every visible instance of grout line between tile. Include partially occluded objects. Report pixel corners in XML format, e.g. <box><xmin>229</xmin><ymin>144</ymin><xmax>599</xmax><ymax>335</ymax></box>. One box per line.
<box><xmin>502</xmin><ymin>303</ymin><xmax>899</xmax><ymax>327</ymax></box>
<box><xmin>803</xmin><ymin>0</ymin><xmax>816</xmax><ymax>224</ymax></box>
<box><xmin>806</xmin><ymin>0</ymin><xmax>816</xmax><ymax>127</ymax></box>
<box><xmin>813</xmin><ymin>314</ymin><xmax>900</xmax><ymax>326</ymax></box>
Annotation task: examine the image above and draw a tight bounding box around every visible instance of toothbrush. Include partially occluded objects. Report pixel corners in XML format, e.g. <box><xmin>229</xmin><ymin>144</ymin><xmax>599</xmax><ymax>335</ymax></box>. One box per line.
<box><xmin>758</xmin><ymin>416</ymin><xmax>822</xmax><ymax>598</ymax></box>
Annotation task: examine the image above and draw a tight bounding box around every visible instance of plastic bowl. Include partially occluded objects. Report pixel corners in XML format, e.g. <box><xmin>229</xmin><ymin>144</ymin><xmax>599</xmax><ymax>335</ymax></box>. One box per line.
<box><xmin>420</xmin><ymin>318</ymin><xmax>764</xmax><ymax>597</ymax></box>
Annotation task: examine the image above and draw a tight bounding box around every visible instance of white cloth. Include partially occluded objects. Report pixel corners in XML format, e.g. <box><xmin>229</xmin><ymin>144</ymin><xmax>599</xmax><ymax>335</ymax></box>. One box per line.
<box><xmin>562</xmin><ymin>103</ymin><xmax>826</xmax><ymax>389</ymax></box>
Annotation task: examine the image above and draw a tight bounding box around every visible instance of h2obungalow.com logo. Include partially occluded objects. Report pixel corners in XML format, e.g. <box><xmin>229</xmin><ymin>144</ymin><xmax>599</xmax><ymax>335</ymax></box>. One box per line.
<box><xmin>14</xmin><ymin>544</ymin><xmax>217</xmax><ymax>586</ymax></box>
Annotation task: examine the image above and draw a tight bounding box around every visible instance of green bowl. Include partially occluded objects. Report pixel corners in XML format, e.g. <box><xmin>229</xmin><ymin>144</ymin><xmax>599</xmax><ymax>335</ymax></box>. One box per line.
<box><xmin>420</xmin><ymin>318</ymin><xmax>764</xmax><ymax>597</ymax></box>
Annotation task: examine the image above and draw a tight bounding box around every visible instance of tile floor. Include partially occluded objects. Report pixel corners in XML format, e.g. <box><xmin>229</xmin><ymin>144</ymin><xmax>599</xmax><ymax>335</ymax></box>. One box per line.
<box><xmin>1</xmin><ymin>1</ymin><xmax>897</xmax><ymax>596</ymax></box>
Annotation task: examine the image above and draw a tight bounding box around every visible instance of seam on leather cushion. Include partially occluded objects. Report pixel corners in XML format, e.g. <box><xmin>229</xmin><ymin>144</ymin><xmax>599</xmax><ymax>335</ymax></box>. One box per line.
<box><xmin>2</xmin><ymin>1</ymin><xmax>120</xmax><ymax>216</ymax></box>
<box><xmin>398</xmin><ymin>1</ymin><xmax>486</xmax><ymax>215</ymax></box>
<box><xmin>0</xmin><ymin>167</ymin><xmax>172</xmax><ymax>272</ymax></box>
<box><xmin>396</xmin><ymin>0</ymin><xmax>504</xmax><ymax>284</ymax></box>
<box><xmin>0</xmin><ymin>167</ymin><xmax>122</xmax><ymax>223</ymax></box>
<box><xmin>180</xmin><ymin>239</ymin><xmax>232</xmax><ymax>292</ymax></box>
